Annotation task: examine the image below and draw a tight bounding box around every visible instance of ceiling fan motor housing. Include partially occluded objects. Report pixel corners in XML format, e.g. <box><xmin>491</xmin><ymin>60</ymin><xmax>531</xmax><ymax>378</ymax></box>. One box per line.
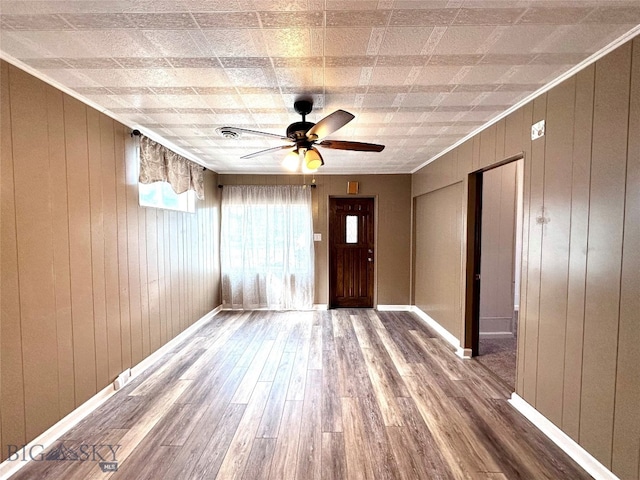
<box><xmin>286</xmin><ymin>121</ymin><xmax>315</xmax><ymax>141</ymax></box>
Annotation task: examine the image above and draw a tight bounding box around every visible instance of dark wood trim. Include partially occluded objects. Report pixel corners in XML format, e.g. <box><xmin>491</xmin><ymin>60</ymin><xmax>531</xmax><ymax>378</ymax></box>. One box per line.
<box><xmin>477</xmin><ymin>152</ymin><xmax>525</xmax><ymax>174</ymax></box>
<box><xmin>464</xmin><ymin>153</ymin><xmax>524</xmax><ymax>356</ymax></box>
<box><xmin>464</xmin><ymin>172</ymin><xmax>483</xmax><ymax>355</ymax></box>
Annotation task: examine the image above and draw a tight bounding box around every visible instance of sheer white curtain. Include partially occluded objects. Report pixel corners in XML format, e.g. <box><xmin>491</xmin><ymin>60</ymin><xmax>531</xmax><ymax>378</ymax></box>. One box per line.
<box><xmin>221</xmin><ymin>185</ymin><xmax>315</xmax><ymax>310</ymax></box>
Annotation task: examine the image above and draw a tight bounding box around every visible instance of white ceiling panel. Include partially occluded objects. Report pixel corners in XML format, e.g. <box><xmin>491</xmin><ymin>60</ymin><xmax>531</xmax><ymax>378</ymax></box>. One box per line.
<box><xmin>371</xmin><ymin>66</ymin><xmax>414</xmax><ymax>85</ymax></box>
<box><xmin>274</xmin><ymin>67</ymin><xmax>323</xmax><ymax>87</ymax></box>
<box><xmin>238</xmin><ymin>94</ymin><xmax>286</xmax><ymax>109</ymax></box>
<box><xmin>263</xmin><ymin>28</ymin><xmax>313</xmax><ymax>57</ymax></box>
<box><xmin>475</xmin><ymin>90</ymin><xmax>529</xmax><ymax>105</ymax></box>
<box><xmin>64</xmin><ymin>68</ymin><xmax>131</xmax><ymax>86</ymax></box>
<box><xmin>403</xmin><ymin>92</ymin><xmax>441</xmax><ymax>107</ymax></box>
<box><xmin>213</xmin><ymin>112</ymin><xmax>257</xmax><ymax>124</ymax></box>
<box><xmin>379</xmin><ymin>26</ymin><xmax>435</xmax><ymax>55</ymax></box>
<box><xmin>536</xmin><ymin>23</ymin><xmax>638</xmax><ymax>53</ymax></box>
<box><xmin>116</xmin><ymin>94</ymin><xmax>174</xmax><ymax>108</ymax></box>
<box><xmin>0</xmin><ymin>1</ymin><xmax>638</xmax><ymax>174</ymax></box>
<box><xmin>249</xmin><ymin>113</ymin><xmax>291</xmax><ymax>125</ymax></box>
<box><xmin>488</xmin><ymin>25</ymin><xmax>563</xmax><ymax>54</ymax></box>
<box><xmin>140</xmin><ymin>30</ymin><xmax>209</xmax><ymax>57</ymax></box>
<box><xmin>200</xmin><ymin>29</ymin><xmax>268</xmax><ymax>57</ymax></box>
<box><xmin>199</xmin><ymin>94</ymin><xmax>246</xmax><ymax>109</ymax></box>
<box><xmin>324</xmin><ymin>67</ymin><xmax>364</xmax><ymax>87</ymax></box>
<box><xmin>433</xmin><ymin>26</ymin><xmax>499</xmax><ymax>54</ymax></box>
<box><xmin>324</xmin><ymin>28</ymin><xmax>373</xmax><ymax>56</ymax></box>
<box><xmin>501</xmin><ymin>64</ymin><xmax>572</xmax><ymax>84</ymax></box>
<box><xmin>456</xmin><ymin>65</ymin><xmax>513</xmax><ymax>84</ymax></box>
<box><xmin>415</xmin><ymin>66</ymin><xmax>465</xmax><ymax>85</ymax></box>
<box><xmin>457</xmin><ymin>110</ymin><xmax>499</xmax><ymax>122</ymax></box>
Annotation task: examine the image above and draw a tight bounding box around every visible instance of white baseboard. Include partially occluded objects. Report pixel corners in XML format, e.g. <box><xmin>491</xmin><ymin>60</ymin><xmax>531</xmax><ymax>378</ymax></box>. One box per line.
<box><xmin>411</xmin><ymin>306</ymin><xmax>471</xmax><ymax>359</ymax></box>
<box><xmin>0</xmin><ymin>305</ymin><xmax>222</xmax><ymax>480</ymax></box>
<box><xmin>456</xmin><ymin>347</ymin><xmax>473</xmax><ymax>359</ymax></box>
<box><xmin>376</xmin><ymin>305</ymin><xmax>412</xmax><ymax>311</ymax></box>
<box><xmin>222</xmin><ymin>305</ymin><xmax>326</xmax><ymax>311</ymax></box>
<box><xmin>508</xmin><ymin>393</ymin><xmax>620</xmax><ymax>480</ymax></box>
<box><xmin>0</xmin><ymin>382</ymin><xmax>115</xmax><ymax>480</ymax></box>
<box><xmin>130</xmin><ymin>305</ymin><xmax>221</xmax><ymax>378</ymax></box>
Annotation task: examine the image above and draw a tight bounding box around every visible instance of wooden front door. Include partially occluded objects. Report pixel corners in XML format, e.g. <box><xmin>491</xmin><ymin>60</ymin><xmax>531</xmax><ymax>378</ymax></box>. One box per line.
<box><xmin>329</xmin><ymin>197</ymin><xmax>375</xmax><ymax>308</ymax></box>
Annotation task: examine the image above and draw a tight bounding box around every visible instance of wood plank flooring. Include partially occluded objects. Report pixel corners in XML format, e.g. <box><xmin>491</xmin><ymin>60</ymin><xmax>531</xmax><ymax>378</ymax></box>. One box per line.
<box><xmin>10</xmin><ymin>310</ymin><xmax>592</xmax><ymax>480</ymax></box>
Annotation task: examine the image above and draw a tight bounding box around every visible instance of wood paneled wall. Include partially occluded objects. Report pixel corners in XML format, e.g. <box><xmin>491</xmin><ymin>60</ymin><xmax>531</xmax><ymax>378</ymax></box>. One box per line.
<box><xmin>218</xmin><ymin>174</ymin><xmax>412</xmax><ymax>306</ymax></box>
<box><xmin>0</xmin><ymin>61</ymin><xmax>221</xmax><ymax>461</ymax></box>
<box><xmin>413</xmin><ymin>183</ymin><xmax>463</xmax><ymax>339</ymax></box>
<box><xmin>411</xmin><ymin>38</ymin><xmax>639</xmax><ymax>478</ymax></box>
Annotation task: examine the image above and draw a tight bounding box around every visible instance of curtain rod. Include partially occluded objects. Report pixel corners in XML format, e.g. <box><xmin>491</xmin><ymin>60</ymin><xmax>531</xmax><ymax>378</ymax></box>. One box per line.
<box><xmin>132</xmin><ymin>129</ymin><xmax>207</xmax><ymax>172</ymax></box>
<box><xmin>218</xmin><ymin>184</ymin><xmax>316</xmax><ymax>188</ymax></box>
<box><xmin>133</xmin><ymin>130</ymin><xmax>313</xmax><ymax>182</ymax></box>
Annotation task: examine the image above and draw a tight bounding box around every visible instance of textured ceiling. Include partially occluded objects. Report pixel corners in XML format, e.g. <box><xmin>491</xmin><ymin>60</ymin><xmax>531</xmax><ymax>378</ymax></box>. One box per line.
<box><xmin>1</xmin><ymin>1</ymin><xmax>639</xmax><ymax>174</ymax></box>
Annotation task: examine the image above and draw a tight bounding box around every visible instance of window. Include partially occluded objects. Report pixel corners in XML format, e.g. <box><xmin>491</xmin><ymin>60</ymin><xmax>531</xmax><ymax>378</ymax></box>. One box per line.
<box><xmin>139</xmin><ymin>181</ymin><xmax>195</xmax><ymax>213</ymax></box>
<box><xmin>346</xmin><ymin>215</ymin><xmax>358</xmax><ymax>243</ymax></box>
<box><xmin>220</xmin><ymin>185</ymin><xmax>314</xmax><ymax>310</ymax></box>
<box><xmin>137</xmin><ymin>135</ymin><xmax>204</xmax><ymax>211</ymax></box>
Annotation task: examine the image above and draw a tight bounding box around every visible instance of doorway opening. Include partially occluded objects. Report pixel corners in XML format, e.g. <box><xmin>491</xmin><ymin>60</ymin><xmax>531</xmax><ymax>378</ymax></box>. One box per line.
<box><xmin>328</xmin><ymin>197</ymin><xmax>375</xmax><ymax>308</ymax></box>
<box><xmin>466</xmin><ymin>156</ymin><xmax>524</xmax><ymax>389</ymax></box>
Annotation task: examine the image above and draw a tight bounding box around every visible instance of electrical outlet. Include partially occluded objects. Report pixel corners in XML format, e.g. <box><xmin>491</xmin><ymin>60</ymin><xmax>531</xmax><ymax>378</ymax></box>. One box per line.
<box><xmin>113</xmin><ymin>368</ymin><xmax>131</xmax><ymax>390</ymax></box>
<box><xmin>531</xmin><ymin>120</ymin><xmax>545</xmax><ymax>140</ymax></box>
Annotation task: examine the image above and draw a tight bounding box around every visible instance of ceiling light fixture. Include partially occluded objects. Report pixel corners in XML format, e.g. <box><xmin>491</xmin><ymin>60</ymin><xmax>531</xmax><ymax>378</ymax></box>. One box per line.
<box><xmin>223</xmin><ymin>99</ymin><xmax>384</xmax><ymax>172</ymax></box>
<box><xmin>281</xmin><ymin>146</ymin><xmax>324</xmax><ymax>173</ymax></box>
<box><xmin>282</xmin><ymin>150</ymin><xmax>300</xmax><ymax>172</ymax></box>
<box><xmin>304</xmin><ymin>148</ymin><xmax>323</xmax><ymax>171</ymax></box>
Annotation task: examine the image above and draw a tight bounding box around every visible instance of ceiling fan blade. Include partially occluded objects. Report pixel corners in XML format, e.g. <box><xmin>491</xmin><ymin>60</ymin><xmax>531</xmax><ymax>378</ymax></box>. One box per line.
<box><xmin>317</xmin><ymin>140</ymin><xmax>385</xmax><ymax>152</ymax></box>
<box><xmin>240</xmin><ymin>145</ymin><xmax>294</xmax><ymax>159</ymax></box>
<box><xmin>222</xmin><ymin>126</ymin><xmax>292</xmax><ymax>141</ymax></box>
<box><xmin>306</xmin><ymin>110</ymin><xmax>355</xmax><ymax>140</ymax></box>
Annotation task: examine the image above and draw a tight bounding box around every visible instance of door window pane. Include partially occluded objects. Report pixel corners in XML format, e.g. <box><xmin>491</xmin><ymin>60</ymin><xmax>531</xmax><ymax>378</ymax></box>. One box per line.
<box><xmin>346</xmin><ymin>215</ymin><xmax>358</xmax><ymax>243</ymax></box>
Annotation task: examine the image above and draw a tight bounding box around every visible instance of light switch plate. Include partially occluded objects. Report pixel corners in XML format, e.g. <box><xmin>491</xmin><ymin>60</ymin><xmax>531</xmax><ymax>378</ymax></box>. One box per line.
<box><xmin>531</xmin><ymin>120</ymin><xmax>545</xmax><ymax>140</ymax></box>
<box><xmin>313</xmin><ymin>233</ymin><xmax>322</xmax><ymax>242</ymax></box>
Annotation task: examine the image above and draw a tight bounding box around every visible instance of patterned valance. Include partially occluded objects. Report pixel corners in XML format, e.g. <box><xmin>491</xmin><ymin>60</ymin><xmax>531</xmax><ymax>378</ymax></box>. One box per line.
<box><xmin>139</xmin><ymin>136</ymin><xmax>205</xmax><ymax>200</ymax></box>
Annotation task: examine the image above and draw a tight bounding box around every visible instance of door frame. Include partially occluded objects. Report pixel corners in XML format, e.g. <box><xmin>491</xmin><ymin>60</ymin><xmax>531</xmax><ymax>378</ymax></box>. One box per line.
<box><xmin>327</xmin><ymin>195</ymin><xmax>378</xmax><ymax>308</ymax></box>
<box><xmin>464</xmin><ymin>153</ymin><xmax>524</xmax><ymax>356</ymax></box>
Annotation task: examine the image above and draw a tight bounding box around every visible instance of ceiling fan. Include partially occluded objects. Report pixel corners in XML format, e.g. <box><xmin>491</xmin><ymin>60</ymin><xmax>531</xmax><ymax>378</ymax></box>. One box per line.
<box><xmin>218</xmin><ymin>99</ymin><xmax>385</xmax><ymax>172</ymax></box>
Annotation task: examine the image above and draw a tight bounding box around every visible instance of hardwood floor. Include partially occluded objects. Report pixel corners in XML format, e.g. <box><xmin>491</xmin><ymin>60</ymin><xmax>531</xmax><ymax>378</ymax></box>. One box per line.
<box><xmin>10</xmin><ymin>310</ymin><xmax>592</xmax><ymax>480</ymax></box>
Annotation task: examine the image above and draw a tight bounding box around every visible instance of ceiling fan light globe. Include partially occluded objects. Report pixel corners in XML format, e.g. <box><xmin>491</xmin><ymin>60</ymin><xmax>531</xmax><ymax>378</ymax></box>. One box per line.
<box><xmin>305</xmin><ymin>149</ymin><xmax>323</xmax><ymax>171</ymax></box>
<box><xmin>282</xmin><ymin>150</ymin><xmax>300</xmax><ymax>171</ymax></box>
